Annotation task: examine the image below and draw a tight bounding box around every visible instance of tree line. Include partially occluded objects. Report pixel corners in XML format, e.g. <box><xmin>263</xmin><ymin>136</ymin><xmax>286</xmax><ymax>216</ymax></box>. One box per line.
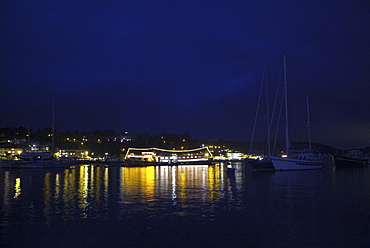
<box><xmin>1</xmin><ymin>127</ymin><xmax>359</xmax><ymax>158</ymax></box>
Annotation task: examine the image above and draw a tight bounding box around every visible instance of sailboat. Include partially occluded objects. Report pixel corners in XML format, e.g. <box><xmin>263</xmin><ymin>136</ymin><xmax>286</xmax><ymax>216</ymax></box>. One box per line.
<box><xmin>248</xmin><ymin>61</ymin><xmax>274</xmax><ymax>170</ymax></box>
<box><xmin>1</xmin><ymin>103</ymin><xmax>76</xmax><ymax>169</ymax></box>
<box><xmin>270</xmin><ymin>55</ymin><xmax>323</xmax><ymax>171</ymax></box>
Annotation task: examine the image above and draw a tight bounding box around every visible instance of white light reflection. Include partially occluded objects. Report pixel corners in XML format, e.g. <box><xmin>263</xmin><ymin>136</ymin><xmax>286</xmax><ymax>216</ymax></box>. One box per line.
<box><xmin>172</xmin><ymin>166</ymin><xmax>177</xmax><ymax>204</ymax></box>
<box><xmin>159</xmin><ymin>166</ymin><xmax>170</xmax><ymax>196</ymax></box>
<box><xmin>201</xmin><ymin>169</ymin><xmax>207</xmax><ymax>201</ymax></box>
<box><xmin>90</xmin><ymin>165</ymin><xmax>95</xmax><ymax>197</ymax></box>
<box><xmin>220</xmin><ymin>165</ymin><xmax>225</xmax><ymax>190</ymax></box>
<box><xmin>3</xmin><ymin>171</ymin><xmax>11</xmax><ymax>206</ymax></box>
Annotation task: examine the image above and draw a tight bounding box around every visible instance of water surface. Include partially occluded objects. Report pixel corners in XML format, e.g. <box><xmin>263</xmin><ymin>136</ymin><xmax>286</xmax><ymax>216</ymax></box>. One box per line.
<box><xmin>1</xmin><ymin>162</ymin><xmax>369</xmax><ymax>247</ymax></box>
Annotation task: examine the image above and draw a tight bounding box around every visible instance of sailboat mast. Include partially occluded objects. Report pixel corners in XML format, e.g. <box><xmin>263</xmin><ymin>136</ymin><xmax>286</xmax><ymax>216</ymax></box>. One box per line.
<box><xmin>27</xmin><ymin>123</ymin><xmax>30</xmax><ymax>150</ymax></box>
<box><xmin>283</xmin><ymin>54</ymin><xmax>289</xmax><ymax>155</ymax></box>
<box><xmin>265</xmin><ymin>62</ymin><xmax>271</xmax><ymax>156</ymax></box>
<box><xmin>52</xmin><ymin>101</ymin><xmax>55</xmax><ymax>158</ymax></box>
<box><xmin>306</xmin><ymin>95</ymin><xmax>312</xmax><ymax>150</ymax></box>
<box><xmin>249</xmin><ymin>62</ymin><xmax>266</xmax><ymax>155</ymax></box>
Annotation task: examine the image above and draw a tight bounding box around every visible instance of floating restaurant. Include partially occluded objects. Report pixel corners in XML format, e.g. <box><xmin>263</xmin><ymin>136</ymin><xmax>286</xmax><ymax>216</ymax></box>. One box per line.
<box><xmin>124</xmin><ymin>147</ymin><xmax>214</xmax><ymax>165</ymax></box>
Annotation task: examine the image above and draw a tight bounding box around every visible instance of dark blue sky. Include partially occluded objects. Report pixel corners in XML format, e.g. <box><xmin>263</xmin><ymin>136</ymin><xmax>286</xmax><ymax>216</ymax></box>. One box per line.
<box><xmin>1</xmin><ymin>1</ymin><xmax>369</xmax><ymax>148</ymax></box>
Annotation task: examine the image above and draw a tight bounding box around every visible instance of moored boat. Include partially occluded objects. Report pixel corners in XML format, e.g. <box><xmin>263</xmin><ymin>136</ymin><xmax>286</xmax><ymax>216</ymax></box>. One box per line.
<box><xmin>270</xmin><ymin>55</ymin><xmax>323</xmax><ymax>171</ymax></box>
<box><xmin>248</xmin><ymin>157</ymin><xmax>274</xmax><ymax>170</ymax></box>
<box><xmin>271</xmin><ymin>153</ymin><xmax>323</xmax><ymax>171</ymax></box>
<box><xmin>0</xmin><ymin>102</ymin><xmax>76</xmax><ymax>169</ymax></box>
<box><xmin>124</xmin><ymin>147</ymin><xmax>214</xmax><ymax>166</ymax></box>
<box><xmin>225</xmin><ymin>162</ymin><xmax>236</xmax><ymax>177</ymax></box>
<box><xmin>334</xmin><ymin>150</ymin><xmax>369</xmax><ymax>168</ymax></box>
<box><xmin>248</xmin><ymin>61</ymin><xmax>275</xmax><ymax>171</ymax></box>
<box><xmin>0</xmin><ymin>152</ymin><xmax>76</xmax><ymax>169</ymax></box>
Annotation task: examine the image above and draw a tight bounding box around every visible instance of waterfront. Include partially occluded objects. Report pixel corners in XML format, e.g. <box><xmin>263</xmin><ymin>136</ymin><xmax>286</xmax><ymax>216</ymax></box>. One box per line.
<box><xmin>1</xmin><ymin>162</ymin><xmax>370</xmax><ymax>247</ymax></box>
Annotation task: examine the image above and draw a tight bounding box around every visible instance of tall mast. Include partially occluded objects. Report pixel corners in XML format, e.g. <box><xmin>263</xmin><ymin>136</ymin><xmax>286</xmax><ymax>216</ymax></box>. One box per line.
<box><xmin>306</xmin><ymin>95</ymin><xmax>312</xmax><ymax>150</ymax></box>
<box><xmin>27</xmin><ymin>123</ymin><xmax>30</xmax><ymax>150</ymax></box>
<box><xmin>52</xmin><ymin>101</ymin><xmax>55</xmax><ymax>157</ymax></box>
<box><xmin>265</xmin><ymin>62</ymin><xmax>271</xmax><ymax>156</ymax></box>
<box><xmin>340</xmin><ymin>124</ymin><xmax>344</xmax><ymax>153</ymax></box>
<box><xmin>249</xmin><ymin>62</ymin><xmax>266</xmax><ymax>155</ymax></box>
<box><xmin>283</xmin><ymin>54</ymin><xmax>290</xmax><ymax>155</ymax></box>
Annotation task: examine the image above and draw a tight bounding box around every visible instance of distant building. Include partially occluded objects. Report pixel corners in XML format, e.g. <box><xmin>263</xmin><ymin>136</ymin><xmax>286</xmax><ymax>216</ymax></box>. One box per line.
<box><xmin>57</xmin><ymin>149</ymin><xmax>89</xmax><ymax>159</ymax></box>
<box><xmin>0</xmin><ymin>144</ymin><xmax>23</xmax><ymax>158</ymax></box>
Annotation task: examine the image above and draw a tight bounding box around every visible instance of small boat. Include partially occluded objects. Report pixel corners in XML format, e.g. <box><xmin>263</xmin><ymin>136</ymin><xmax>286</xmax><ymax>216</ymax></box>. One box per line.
<box><xmin>226</xmin><ymin>163</ymin><xmax>236</xmax><ymax>175</ymax></box>
<box><xmin>248</xmin><ymin>157</ymin><xmax>274</xmax><ymax>170</ymax></box>
<box><xmin>0</xmin><ymin>152</ymin><xmax>76</xmax><ymax>169</ymax></box>
<box><xmin>334</xmin><ymin>150</ymin><xmax>369</xmax><ymax>168</ymax></box>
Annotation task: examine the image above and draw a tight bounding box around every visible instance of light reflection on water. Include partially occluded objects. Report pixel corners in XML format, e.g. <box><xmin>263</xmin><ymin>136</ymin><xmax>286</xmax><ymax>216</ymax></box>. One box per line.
<box><xmin>0</xmin><ymin>163</ymin><xmax>239</xmax><ymax>226</ymax></box>
<box><xmin>116</xmin><ymin>164</ymin><xmax>236</xmax><ymax>218</ymax></box>
<box><xmin>1</xmin><ymin>162</ymin><xmax>370</xmax><ymax>247</ymax></box>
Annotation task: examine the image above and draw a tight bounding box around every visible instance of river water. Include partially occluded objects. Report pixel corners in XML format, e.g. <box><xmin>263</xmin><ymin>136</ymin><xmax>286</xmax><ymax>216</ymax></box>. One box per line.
<box><xmin>1</xmin><ymin>161</ymin><xmax>369</xmax><ymax>247</ymax></box>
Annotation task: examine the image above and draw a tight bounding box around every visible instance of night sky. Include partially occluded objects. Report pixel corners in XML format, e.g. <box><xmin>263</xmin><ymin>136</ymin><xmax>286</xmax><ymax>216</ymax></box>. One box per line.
<box><xmin>1</xmin><ymin>1</ymin><xmax>369</xmax><ymax>148</ymax></box>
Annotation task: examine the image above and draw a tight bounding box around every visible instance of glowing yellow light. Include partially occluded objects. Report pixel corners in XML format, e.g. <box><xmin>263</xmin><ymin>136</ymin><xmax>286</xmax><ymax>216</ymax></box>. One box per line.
<box><xmin>146</xmin><ymin>166</ymin><xmax>155</xmax><ymax>181</ymax></box>
<box><xmin>14</xmin><ymin>178</ymin><xmax>21</xmax><ymax>199</ymax></box>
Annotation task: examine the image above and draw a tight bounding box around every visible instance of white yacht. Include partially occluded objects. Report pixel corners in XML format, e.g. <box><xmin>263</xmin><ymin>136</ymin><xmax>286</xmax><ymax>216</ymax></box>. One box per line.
<box><xmin>271</xmin><ymin>55</ymin><xmax>323</xmax><ymax>171</ymax></box>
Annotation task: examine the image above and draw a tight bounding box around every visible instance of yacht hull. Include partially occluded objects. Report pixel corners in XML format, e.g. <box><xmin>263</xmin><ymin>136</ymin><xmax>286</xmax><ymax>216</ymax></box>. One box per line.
<box><xmin>249</xmin><ymin>159</ymin><xmax>274</xmax><ymax>170</ymax></box>
<box><xmin>271</xmin><ymin>157</ymin><xmax>323</xmax><ymax>171</ymax></box>
<box><xmin>334</xmin><ymin>156</ymin><xmax>369</xmax><ymax>168</ymax></box>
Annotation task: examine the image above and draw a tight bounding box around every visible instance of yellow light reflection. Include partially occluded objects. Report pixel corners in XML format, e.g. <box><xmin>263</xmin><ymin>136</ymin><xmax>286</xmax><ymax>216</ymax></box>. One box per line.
<box><xmin>119</xmin><ymin>166</ymin><xmax>155</xmax><ymax>206</ymax></box>
<box><xmin>95</xmin><ymin>166</ymin><xmax>101</xmax><ymax>203</ymax></box>
<box><xmin>14</xmin><ymin>177</ymin><xmax>21</xmax><ymax>199</ymax></box>
<box><xmin>63</xmin><ymin>168</ymin><xmax>77</xmax><ymax>220</ymax></box>
<box><xmin>78</xmin><ymin>165</ymin><xmax>90</xmax><ymax>213</ymax></box>
<box><xmin>44</xmin><ymin>172</ymin><xmax>52</xmax><ymax>223</ymax></box>
<box><xmin>208</xmin><ymin>165</ymin><xmax>224</xmax><ymax>203</ymax></box>
<box><xmin>104</xmin><ymin>167</ymin><xmax>109</xmax><ymax>200</ymax></box>
<box><xmin>177</xmin><ymin>167</ymin><xmax>187</xmax><ymax>201</ymax></box>
<box><xmin>54</xmin><ymin>173</ymin><xmax>60</xmax><ymax>201</ymax></box>
<box><xmin>146</xmin><ymin>166</ymin><xmax>155</xmax><ymax>183</ymax></box>
<box><xmin>33</xmin><ymin>163</ymin><xmax>230</xmax><ymax>221</ymax></box>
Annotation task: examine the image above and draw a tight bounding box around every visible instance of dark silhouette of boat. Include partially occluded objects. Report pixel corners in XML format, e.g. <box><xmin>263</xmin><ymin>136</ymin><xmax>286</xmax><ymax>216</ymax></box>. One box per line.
<box><xmin>334</xmin><ymin>150</ymin><xmax>369</xmax><ymax>168</ymax></box>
